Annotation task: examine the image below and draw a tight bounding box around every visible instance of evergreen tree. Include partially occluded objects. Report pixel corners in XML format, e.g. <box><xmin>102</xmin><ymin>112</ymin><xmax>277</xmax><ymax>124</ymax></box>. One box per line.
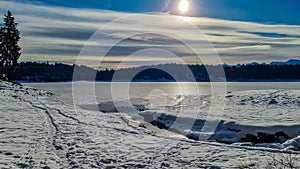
<box><xmin>0</xmin><ymin>26</ymin><xmax>5</xmax><ymax>79</ymax></box>
<box><xmin>0</xmin><ymin>11</ymin><xmax>21</xmax><ymax>80</ymax></box>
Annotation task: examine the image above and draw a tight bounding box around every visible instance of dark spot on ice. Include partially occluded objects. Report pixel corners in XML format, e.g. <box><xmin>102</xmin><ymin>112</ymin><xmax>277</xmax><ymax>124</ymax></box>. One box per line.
<box><xmin>120</xmin><ymin>163</ymin><xmax>147</xmax><ymax>168</ymax></box>
<box><xmin>226</xmin><ymin>95</ymin><xmax>233</xmax><ymax>98</ymax></box>
<box><xmin>17</xmin><ymin>163</ymin><xmax>31</xmax><ymax>168</ymax></box>
<box><xmin>161</xmin><ymin>162</ymin><xmax>170</xmax><ymax>167</ymax></box>
<box><xmin>240</xmin><ymin>99</ymin><xmax>246</xmax><ymax>105</ymax></box>
<box><xmin>90</xmin><ymin>164</ymin><xmax>98</xmax><ymax>168</ymax></box>
<box><xmin>42</xmin><ymin>166</ymin><xmax>51</xmax><ymax>169</ymax></box>
<box><xmin>67</xmin><ymin>142</ymin><xmax>76</xmax><ymax>147</ymax></box>
<box><xmin>209</xmin><ymin>166</ymin><xmax>222</xmax><ymax>169</ymax></box>
<box><xmin>69</xmin><ymin>161</ymin><xmax>77</xmax><ymax>165</ymax></box>
<box><xmin>186</xmin><ymin>133</ymin><xmax>203</xmax><ymax>141</ymax></box>
<box><xmin>138</xmin><ymin>123</ymin><xmax>147</xmax><ymax>129</ymax></box>
<box><xmin>66</xmin><ymin>152</ymin><xmax>74</xmax><ymax>158</ymax></box>
<box><xmin>269</xmin><ymin>98</ymin><xmax>278</xmax><ymax>105</ymax></box>
<box><xmin>228</xmin><ymin>128</ymin><xmax>241</xmax><ymax>132</ymax></box>
<box><xmin>137</xmin><ymin>108</ymin><xmax>145</xmax><ymax>111</ymax></box>
<box><xmin>13</xmin><ymin>155</ymin><xmax>21</xmax><ymax>158</ymax></box>
<box><xmin>100</xmin><ymin>159</ymin><xmax>116</xmax><ymax>164</ymax></box>
<box><xmin>150</xmin><ymin>120</ymin><xmax>170</xmax><ymax>130</ymax></box>
<box><xmin>76</xmin><ymin>149</ymin><xmax>84</xmax><ymax>153</ymax></box>
<box><xmin>4</xmin><ymin>152</ymin><xmax>13</xmax><ymax>156</ymax></box>
<box><xmin>54</xmin><ymin>144</ymin><xmax>63</xmax><ymax>150</ymax></box>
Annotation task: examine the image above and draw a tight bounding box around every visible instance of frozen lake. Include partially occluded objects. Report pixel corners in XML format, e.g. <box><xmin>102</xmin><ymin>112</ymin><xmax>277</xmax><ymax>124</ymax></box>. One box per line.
<box><xmin>24</xmin><ymin>81</ymin><xmax>300</xmax><ymax>128</ymax></box>
<box><xmin>23</xmin><ymin>82</ymin><xmax>300</xmax><ymax>100</ymax></box>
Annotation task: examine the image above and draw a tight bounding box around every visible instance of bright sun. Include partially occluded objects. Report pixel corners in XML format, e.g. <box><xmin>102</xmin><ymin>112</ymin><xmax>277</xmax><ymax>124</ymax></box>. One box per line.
<box><xmin>178</xmin><ymin>0</ymin><xmax>189</xmax><ymax>14</ymax></box>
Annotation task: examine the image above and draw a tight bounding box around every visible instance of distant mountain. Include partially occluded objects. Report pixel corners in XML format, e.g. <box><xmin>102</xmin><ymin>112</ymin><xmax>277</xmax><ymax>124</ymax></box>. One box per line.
<box><xmin>246</xmin><ymin>62</ymin><xmax>260</xmax><ymax>66</ymax></box>
<box><xmin>270</xmin><ymin>59</ymin><xmax>300</xmax><ymax>65</ymax></box>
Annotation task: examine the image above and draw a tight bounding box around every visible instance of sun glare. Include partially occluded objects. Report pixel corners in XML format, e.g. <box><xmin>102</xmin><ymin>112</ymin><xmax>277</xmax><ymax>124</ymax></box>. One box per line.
<box><xmin>178</xmin><ymin>0</ymin><xmax>189</xmax><ymax>14</ymax></box>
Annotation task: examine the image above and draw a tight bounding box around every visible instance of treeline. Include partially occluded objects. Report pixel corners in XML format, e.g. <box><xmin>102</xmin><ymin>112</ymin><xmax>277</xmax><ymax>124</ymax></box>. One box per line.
<box><xmin>224</xmin><ymin>64</ymin><xmax>300</xmax><ymax>80</ymax></box>
<box><xmin>7</xmin><ymin>62</ymin><xmax>300</xmax><ymax>82</ymax></box>
<box><xmin>8</xmin><ymin>62</ymin><xmax>75</xmax><ymax>82</ymax></box>
<box><xmin>112</xmin><ymin>64</ymin><xmax>300</xmax><ymax>81</ymax></box>
<box><xmin>7</xmin><ymin>62</ymin><xmax>113</xmax><ymax>82</ymax></box>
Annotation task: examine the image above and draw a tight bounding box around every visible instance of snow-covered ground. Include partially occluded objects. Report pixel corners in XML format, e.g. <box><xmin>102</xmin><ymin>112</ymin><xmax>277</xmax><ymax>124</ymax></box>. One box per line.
<box><xmin>1</xmin><ymin>81</ymin><xmax>300</xmax><ymax>168</ymax></box>
<box><xmin>138</xmin><ymin>90</ymin><xmax>300</xmax><ymax>149</ymax></box>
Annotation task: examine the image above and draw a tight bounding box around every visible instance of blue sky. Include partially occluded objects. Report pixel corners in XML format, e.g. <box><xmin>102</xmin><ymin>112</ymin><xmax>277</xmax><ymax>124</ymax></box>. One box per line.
<box><xmin>12</xmin><ymin>0</ymin><xmax>300</xmax><ymax>25</ymax></box>
<box><xmin>0</xmin><ymin>0</ymin><xmax>300</xmax><ymax>68</ymax></box>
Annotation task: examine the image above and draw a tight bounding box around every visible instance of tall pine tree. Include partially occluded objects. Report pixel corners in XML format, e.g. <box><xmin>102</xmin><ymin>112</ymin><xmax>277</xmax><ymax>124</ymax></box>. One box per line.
<box><xmin>0</xmin><ymin>11</ymin><xmax>21</xmax><ymax>80</ymax></box>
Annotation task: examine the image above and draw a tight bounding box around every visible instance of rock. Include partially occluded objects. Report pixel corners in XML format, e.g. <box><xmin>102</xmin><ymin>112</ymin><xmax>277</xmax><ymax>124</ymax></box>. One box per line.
<box><xmin>242</xmin><ymin>132</ymin><xmax>288</xmax><ymax>144</ymax></box>
<box><xmin>275</xmin><ymin>131</ymin><xmax>290</xmax><ymax>143</ymax></box>
<box><xmin>257</xmin><ymin>132</ymin><xmax>276</xmax><ymax>143</ymax></box>
<box><xmin>242</xmin><ymin>134</ymin><xmax>258</xmax><ymax>143</ymax></box>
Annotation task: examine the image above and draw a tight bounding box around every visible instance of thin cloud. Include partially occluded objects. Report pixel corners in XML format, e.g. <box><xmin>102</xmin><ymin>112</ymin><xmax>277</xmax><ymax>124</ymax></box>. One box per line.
<box><xmin>219</xmin><ymin>45</ymin><xmax>271</xmax><ymax>52</ymax></box>
<box><xmin>0</xmin><ymin>1</ymin><xmax>299</xmax><ymax>68</ymax></box>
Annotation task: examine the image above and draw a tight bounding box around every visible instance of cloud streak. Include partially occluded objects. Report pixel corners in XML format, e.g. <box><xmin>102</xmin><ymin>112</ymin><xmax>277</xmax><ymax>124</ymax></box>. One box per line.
<box><xmin>0</xmin><ymin>1</ymin><xmax>299</xmax><ymax>68</ymax></box>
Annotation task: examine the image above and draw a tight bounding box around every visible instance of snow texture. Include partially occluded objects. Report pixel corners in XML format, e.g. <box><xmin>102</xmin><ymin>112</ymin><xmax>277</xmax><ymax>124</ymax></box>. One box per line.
<box><xmin>1</xmin><ymin>81</ymin><xmax>300</xmax><ymax>168</ymax></box>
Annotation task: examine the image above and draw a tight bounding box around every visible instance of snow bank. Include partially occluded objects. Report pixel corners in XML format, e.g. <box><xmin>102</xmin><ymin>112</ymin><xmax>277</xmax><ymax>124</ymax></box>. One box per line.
<box><xmin>283</xmin><ymin>136</ymin><xmax>300</xmax><ymax>151</ymax></box>
<box><xmin>139</xmin><ymin>110</ymin><xmax>300</xmax><ymax>151</ymax></box>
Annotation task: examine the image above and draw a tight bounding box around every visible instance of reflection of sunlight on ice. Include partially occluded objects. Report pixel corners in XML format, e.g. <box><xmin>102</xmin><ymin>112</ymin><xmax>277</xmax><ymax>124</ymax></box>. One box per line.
<box><xmin>148</xmin><ymin>89</ymin><xmax>167</xmax><ymax>110</ymax></box>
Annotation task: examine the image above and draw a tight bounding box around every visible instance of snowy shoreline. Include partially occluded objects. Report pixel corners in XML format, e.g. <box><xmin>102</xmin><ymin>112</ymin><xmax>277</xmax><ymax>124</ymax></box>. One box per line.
<box><xmin>139</xmin><ymin>111</ymin><xmax>300</xmax><ymax>151</ymax></box>
<box><xmin>1</xmin><ymin>80</ymin><xmax>300</xmax><ymax>168</ymax></box>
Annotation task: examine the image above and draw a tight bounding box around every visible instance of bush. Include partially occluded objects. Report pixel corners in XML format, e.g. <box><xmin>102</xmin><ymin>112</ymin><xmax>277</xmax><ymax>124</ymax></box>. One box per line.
<box><xmin>238</xmin><ymin>152</ymin><xmax>300</xmax><ymax>169</ymax></box>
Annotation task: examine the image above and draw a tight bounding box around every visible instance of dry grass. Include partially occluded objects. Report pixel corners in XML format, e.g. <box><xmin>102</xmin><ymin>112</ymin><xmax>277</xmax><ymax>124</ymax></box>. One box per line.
<box><xmin>238</xmin><ymin>152</ymin><xmax>300</xmax><ymax>169</ymax></box>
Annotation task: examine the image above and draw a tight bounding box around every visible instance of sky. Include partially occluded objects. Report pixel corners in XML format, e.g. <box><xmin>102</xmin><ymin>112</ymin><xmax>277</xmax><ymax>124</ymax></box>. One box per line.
<box><xmin>0</xmin><ymin>0</ymin><xmax>300</xmax><ymax>68</ymax></box>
